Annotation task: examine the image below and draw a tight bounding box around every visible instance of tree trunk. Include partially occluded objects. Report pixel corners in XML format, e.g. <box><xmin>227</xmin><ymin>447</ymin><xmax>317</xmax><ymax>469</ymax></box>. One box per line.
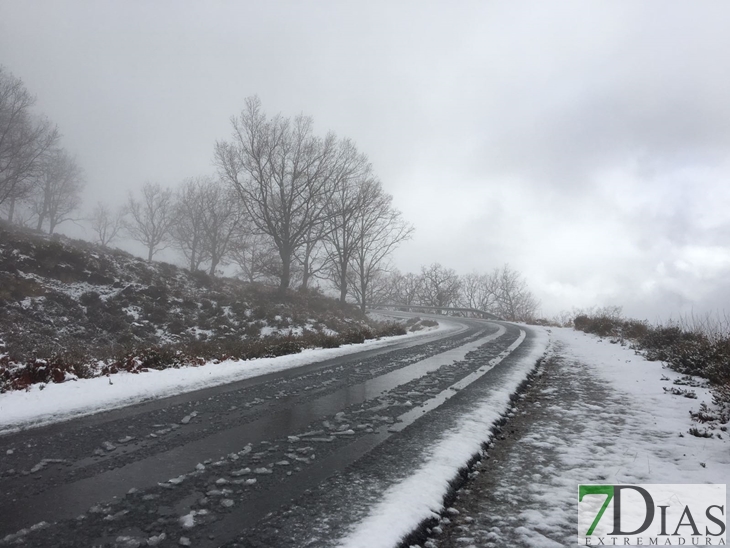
<box><xmin>147</xmin><ymin>246</ymin><xmax>154</xmax><ymax>263</ymax></box>
<box><xmin>7</xmin><ymin>197</ymin><xmax>15</xmax><ymax>223</ymax></box>
<box><xmin>339</xmin><ymin>269</ymin><xmax>348</xmax><ymax>304</ymax></box>
<box><xmin>360</xmin><ymin>275</ymin><xmax>368</xmax><ymax>312</ymax></box>
<box><xmin>209</xmin><ymin>257</ymin><xmax>219</xmax><ymax>277</ymax></box>
<box><xmin>279</xmin><ymin>251</ymin><xmax>291</xmax><ymax>292</ymax></box>
<box><xmin>300</xmin><ymin>254</ymin><xmax>310</xmax><ymax>290</ymax></box>
<box><xmin>36</xmin><ymin>214</ymin><xmax>44</xmax><ymax>232</ymax></box>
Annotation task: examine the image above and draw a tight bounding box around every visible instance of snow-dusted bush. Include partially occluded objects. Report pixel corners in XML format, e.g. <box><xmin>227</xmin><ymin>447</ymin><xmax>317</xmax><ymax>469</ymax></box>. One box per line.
<box><xmin>573</xmin><ymin>311</ymin><xmax>730</xmax><ymax>388</ymax></box>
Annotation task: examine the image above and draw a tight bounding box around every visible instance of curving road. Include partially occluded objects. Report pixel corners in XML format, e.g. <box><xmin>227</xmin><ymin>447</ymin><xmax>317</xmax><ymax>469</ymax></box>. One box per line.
<box><xmin>0</xmin><ymin>314</ymin><xmax>538</xmax><ymax>548</ymax></box>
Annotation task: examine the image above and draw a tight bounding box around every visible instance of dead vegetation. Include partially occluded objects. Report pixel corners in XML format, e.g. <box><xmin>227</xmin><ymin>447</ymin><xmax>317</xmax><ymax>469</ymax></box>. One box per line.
<box><xmin>0</xmin><ymin>221</ymin><xmax>407</xmax><ymax>393</ymax></box>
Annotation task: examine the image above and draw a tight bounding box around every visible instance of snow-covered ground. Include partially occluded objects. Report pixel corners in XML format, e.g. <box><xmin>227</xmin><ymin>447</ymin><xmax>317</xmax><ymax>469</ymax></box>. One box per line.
<box><xmin>0</xmin><ymin>321</ymin><xmax>454</xmax><ymax>435</ymax></box>
<box><xmin>336</xmin><ymin>326</ymin><xmax>551</xmax><ymax>548</ymax></box>
<box><xmin>425</xmin><ymin>327</ymin><xmax>730</xmax><ymax>548</ymax></box>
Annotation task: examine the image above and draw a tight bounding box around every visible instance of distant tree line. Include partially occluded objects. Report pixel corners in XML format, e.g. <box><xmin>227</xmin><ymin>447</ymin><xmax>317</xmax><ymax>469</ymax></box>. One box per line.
<box><xmin>372</xmin><ymin>263</ymin><xmax>540</xmax><ymax>322</ymax></box>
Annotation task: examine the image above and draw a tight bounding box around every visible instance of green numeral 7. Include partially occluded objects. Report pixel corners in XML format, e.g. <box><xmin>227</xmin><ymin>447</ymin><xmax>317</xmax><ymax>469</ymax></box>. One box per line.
<box><xmin>579</xmin><ymin>485</ymin><xmax>614</xmax><ymax>536</ymax></box>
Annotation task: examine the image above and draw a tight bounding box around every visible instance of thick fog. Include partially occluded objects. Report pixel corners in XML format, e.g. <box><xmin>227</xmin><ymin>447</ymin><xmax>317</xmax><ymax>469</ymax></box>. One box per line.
<box><xmin>1</xmin><ymin>1</ymin><xmax>729</xmax><ymax>320</ymax></box>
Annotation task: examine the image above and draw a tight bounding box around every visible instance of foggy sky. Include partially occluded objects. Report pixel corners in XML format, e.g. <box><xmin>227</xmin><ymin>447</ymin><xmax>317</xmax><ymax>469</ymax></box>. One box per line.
<box><xmin>1</xmin><ymin>1</ymin><xmax>729</xmax><ymax>321</ymax></box>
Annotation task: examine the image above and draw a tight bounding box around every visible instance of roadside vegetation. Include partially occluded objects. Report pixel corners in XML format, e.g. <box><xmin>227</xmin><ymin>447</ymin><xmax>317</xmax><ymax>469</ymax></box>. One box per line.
<box><xmin>0</xmin><ymin>221</ymin><xmax>415</xmax><ymax>393</ymax></box>
<box><xmin>559</xmin><ymin>306</ymin><xmax>730</xmax><ymax>421</ymax></box>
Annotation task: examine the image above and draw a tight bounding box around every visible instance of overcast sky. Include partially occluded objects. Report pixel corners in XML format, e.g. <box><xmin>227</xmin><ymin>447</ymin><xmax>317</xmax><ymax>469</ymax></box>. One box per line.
<box><xmin>2</xmin><ymin>1</ymin><xmax>729</xmax><ymax>321</ymax></box>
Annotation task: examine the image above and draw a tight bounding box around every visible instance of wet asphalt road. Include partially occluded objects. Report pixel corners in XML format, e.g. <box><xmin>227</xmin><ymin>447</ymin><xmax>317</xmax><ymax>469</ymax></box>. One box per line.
<box><xmin>0</xmin><ymin>315</ymin><xmax>534</xmax><ymax>548</ymax></box>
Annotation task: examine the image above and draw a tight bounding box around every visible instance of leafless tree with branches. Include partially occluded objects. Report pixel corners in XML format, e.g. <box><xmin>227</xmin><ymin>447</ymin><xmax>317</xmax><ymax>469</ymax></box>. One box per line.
<box><xmin>322</xmin><ymin>139</ymin><xmax>375</xmax><ymax>302</ymax></box>
<box><xmin>215</xmin><ymin>96</ymin><xmax>339</xmax><ymax>291</ymax></box>
<box><xmin>29</xmin><ymin>148</ymin><xmax>84</xmax><ymax>233</ymax></box>
<box><xmin>231</xmin><ymin>233</ymin><xmax>281</xmax><ymax>284</ymax></box>
<box><xmin>89</xmin><ymin>201</ymin><xmax>126</xmax><ymax>247</ymax></box>
<box><xmin>418</xmin><ymin>263</ymin><xmax>462</xmax><ymax>308</ymax></box>
<box><xmin>460</xmin><ymin>271</ymin><xmax>500</xmax><ymax>311</ymax></box>
<box><xmin>0</xmin><ymin>66</ymin><xmax>59</xmax><ymax>221</ymax></box>
<box><xmin>126</xmin><ymin>182</ymin><xmax>175</xmax><ymax>262</ymax></box>
<box><xmin>388</xmin><ymin>270</ymin><xmax>421</xmax><ymax>306</ymax></box>
<box><xmin>199</xmin><ymin>181</ymin><xmax>244</xmax><ymax>276</ymax></box>
<box><xmin>493</xmin><ymin>264</ymin><xmax>540</xmax><ymax>321</ymax></box>
<box><xmin>348</xmin><ymin>180</ymin><xmax>413</xmax><ymax>311</ymax></box>
<box><xmin>170</xmin><ymin>177</ymin><xmax>210</xmax><ymax>272</ymax></box>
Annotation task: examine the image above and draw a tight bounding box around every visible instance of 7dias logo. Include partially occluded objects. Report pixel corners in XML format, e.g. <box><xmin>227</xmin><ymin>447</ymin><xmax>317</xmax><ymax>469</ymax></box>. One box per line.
<box><xmin>578</xmin><ymin>484</ymin><xmax>726</xmax><ymax>546</ymax></box>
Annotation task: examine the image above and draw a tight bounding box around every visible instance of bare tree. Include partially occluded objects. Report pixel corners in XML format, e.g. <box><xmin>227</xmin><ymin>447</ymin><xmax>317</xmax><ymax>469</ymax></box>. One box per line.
<box><xmin>349</xmin><ymin>180</ymin><xmax>413</xmax><ymax>312</ymax></box>
<box><xmin>347</xmin><ymin>266</ymin><xmax>392</xmax><ymax>312</ymax></box>
<box><xmin>89</xmin><ymin>201</ymin><xmax>126</xmax><ymax>247</ymax></box>
<box><xmin>494</xmin><ymin>264</ymin><xmax>540</xmax><ymax>321</ymax></box>
<box><xmin>460</xmin><ymin>271</ymin><xmax>499</xmax><ymax>311</ymax></box>
<box><xmin>199</xmin><ymin>181</ymin><xmax>244</xmax><ymax>276</ymax></box>
<box><xmin>215</xmin><ymin>96</ymin><xmax>339</xmax><ymax>291</ymax></box>
<box><xmin>231</xmin><ymin>233</ymin><xmax>281</xmax><ymax>284</ymax></box>
<box><xmin>295</xmin><ymin>232</ymin><xmax>328</xmax><ymax>290</ymax></box>
<box><xmin>29</xmin><ymin>148</ymin><xmax>84</xmax><ymax>233</ymax></box>
<box><xmin>322</xmin><ymin>139</ymin><xmax>375</xmax><ymax>302</ymax></box>
<box><xmin>170</xmin><ymin>178</ymin><xmax>209</xmax><ymax>271</ymax></box>
<box><xmin>126</xmin><ymin>182</ymin><xmax>175</xmax><ymax>262</ymax></box>
<box><xmin>419</xmin><ymin>263</ymin><xmax>462</xmax><ymax>308</ymax></box>
<box><xmin>388</xmin><ymin>270</ymin><xmax>422</xmax><ymax>306</ymax></box>
<box><xmin>0</xmin><ymin>66</ymin><xmax>59</xmax><ymax>219</ymax></box>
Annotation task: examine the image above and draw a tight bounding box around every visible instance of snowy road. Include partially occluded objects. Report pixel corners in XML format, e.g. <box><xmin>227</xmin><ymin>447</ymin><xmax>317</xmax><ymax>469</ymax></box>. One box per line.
<box><xmin>0</xmin><ymin>315</ymin><xmax>546</xmax><ymax>548</ymax></box>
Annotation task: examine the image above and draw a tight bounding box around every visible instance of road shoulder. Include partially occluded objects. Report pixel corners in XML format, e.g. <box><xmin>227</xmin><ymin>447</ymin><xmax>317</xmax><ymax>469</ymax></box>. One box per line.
<box><xmin>429</xmin><ymin>327</ymin><xmax>730</xmax><ymax>547</ymax></box>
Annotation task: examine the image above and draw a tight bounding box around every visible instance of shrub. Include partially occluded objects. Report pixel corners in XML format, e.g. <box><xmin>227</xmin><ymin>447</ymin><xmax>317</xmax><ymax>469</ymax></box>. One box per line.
<box><xmin>573</xmin><ymin>310</ymin><xmax>730</xmax><ymax>392</ymax></box>
<box><xmin>377</xmin><ymin>323</ymin><xmax>408</xmax><ymax>337</ymax></box>
<box><xmin>341</xmin><ymin>329</ymin><xmax>368</xmax><ymax>345</ymax></box>
<box><xmin>79</xmin><ymin>291</ymin><xmax>102</xmax><ymax>307</ymax></box>
<box><xmin>573</xmin><ymin>315</ymin><xmax>621</xmax><ymax>338</ymax></box>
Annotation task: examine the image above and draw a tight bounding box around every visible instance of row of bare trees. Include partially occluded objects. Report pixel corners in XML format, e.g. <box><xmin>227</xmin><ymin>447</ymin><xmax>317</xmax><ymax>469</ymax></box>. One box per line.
<box><xmin>87</xmin><ymin>97</ymin><xmax>413</xmax><ymax>309</ymax></box>
<box><xmin>2</xmin><ymin>73</ymin><xmax>530</xmax><ymax>316</ymax></box>
<box><xmin>213</xmin><ymin>96</ymin><xmax>413</xmax><ymax>304</ymax></box>
<box><xmin>88</xmin><ymin>180</ymin><xmax>243</xmax><ymax>277</ymax></box>
<box><xmin>377</xmin><ymin>263</ymin><xmax>540</xmax><ymax>321</ymax></box>
<box><xmin>0</xmin><ymin>66</ymin><xmax>85</xmax><ymax>233</ymax></box>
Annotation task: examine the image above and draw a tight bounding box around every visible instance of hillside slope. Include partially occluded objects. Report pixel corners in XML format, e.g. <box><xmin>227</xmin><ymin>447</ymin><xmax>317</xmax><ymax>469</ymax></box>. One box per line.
<box><xmin>0</xmin><ymin>222</ymin><xmax>404</xmax><ymax>391</ymax></box>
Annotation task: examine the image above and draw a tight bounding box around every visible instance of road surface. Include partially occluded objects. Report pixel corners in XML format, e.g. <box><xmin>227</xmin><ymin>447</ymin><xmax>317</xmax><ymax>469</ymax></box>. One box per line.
<box><xmin>0</xmin><ymin>314</ymin><xmax>539</xmax><ymax>548</ymax></box>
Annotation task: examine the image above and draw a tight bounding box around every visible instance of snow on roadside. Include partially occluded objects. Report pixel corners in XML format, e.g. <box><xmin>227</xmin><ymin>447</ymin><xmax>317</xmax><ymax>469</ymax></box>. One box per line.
<box><xmin>0</xmin><ymin>321</ymin><xmax>455</xmax><ymax>435</ymax></box>
<box><xmin>549</xmin><ymin>326</ymin><xmax>730</xmax><ymax>485</ymax></box>
<box><xmin>337</xmin><ymin>326</ymin><xmax>551</xmax><ymax>548</ymax></box>
<box><xmin>431</xmin><ymin>327</ymin><xmax>730</xmax><ymax>547</ymax></box>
